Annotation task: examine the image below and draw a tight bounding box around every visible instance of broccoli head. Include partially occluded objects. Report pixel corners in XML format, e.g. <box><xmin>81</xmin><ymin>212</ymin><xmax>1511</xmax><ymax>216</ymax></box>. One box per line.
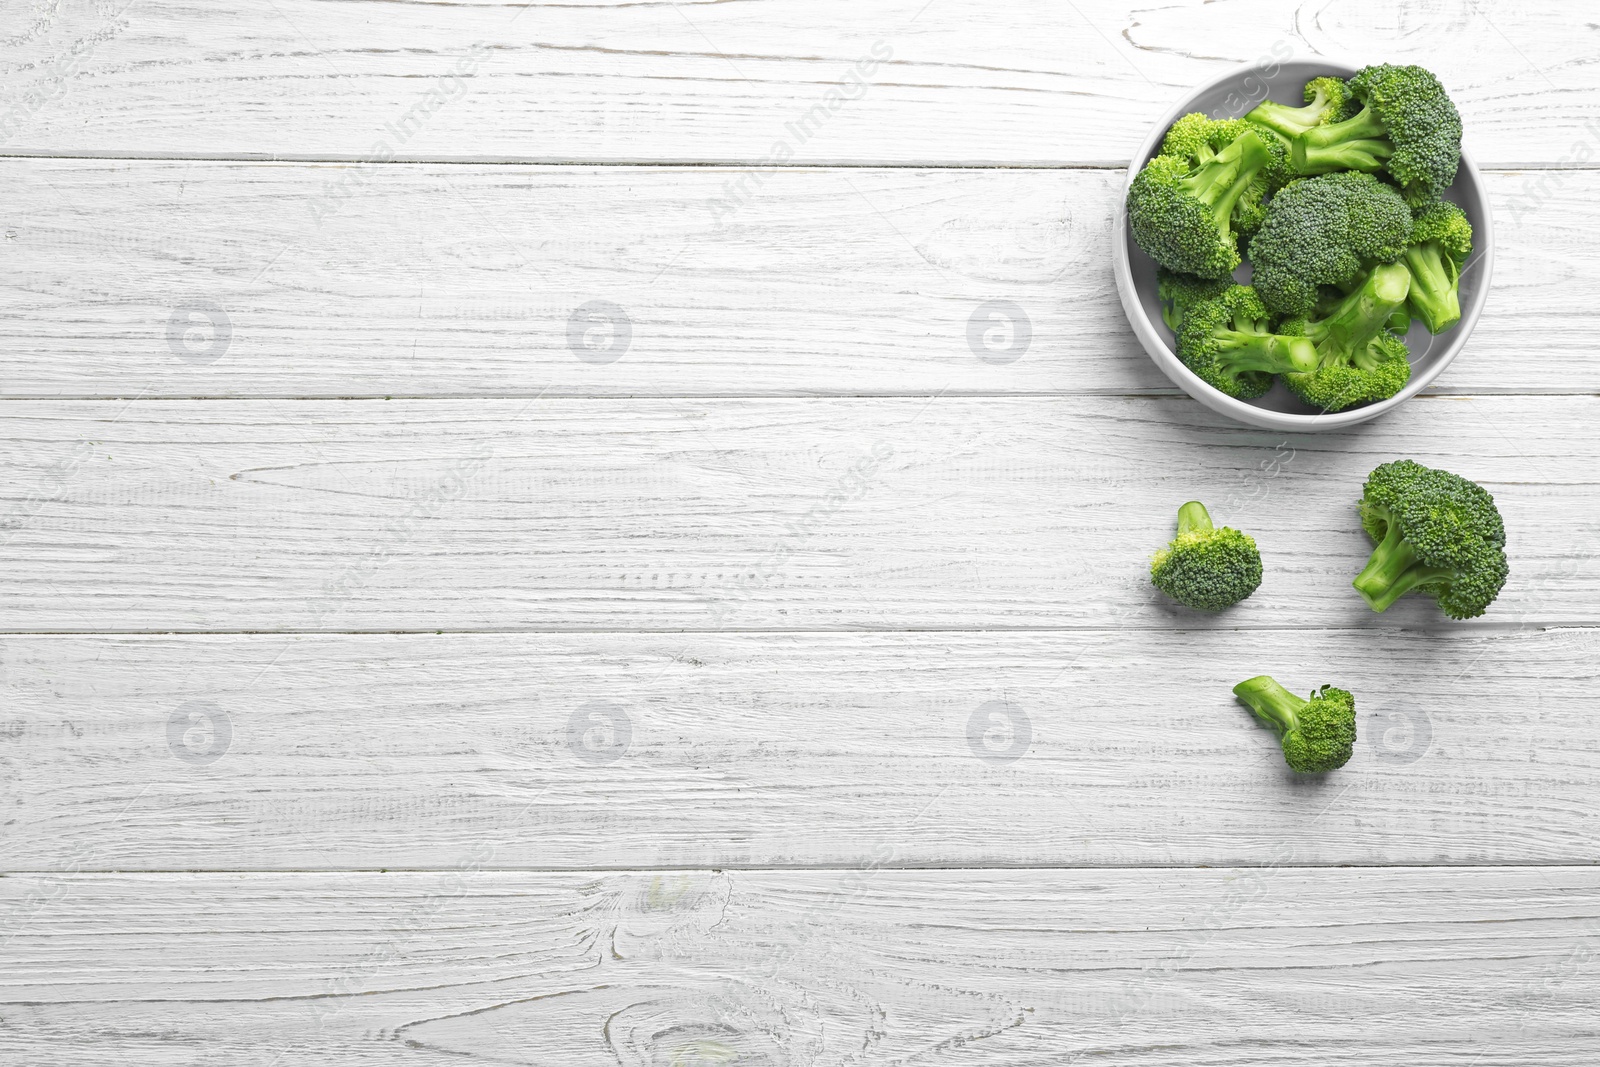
<box><xmin>1176</xmin><ymin>285</ymin><xmax>1318</xmax><ymax>399</ymax></box>
<box><xmin>1247</xmin><ymin>171</ymin><xmax>1413</xmax><ymax>317</ymax></box>
<box><xmin>1402</xmin><ymin>199</ymin><xmax>1473</xmax><ymax>334</ymax></box>
<box><xmin>1160</xmin><ymin>112</ymin><xmax>1250</xmax><ymax>163</ymax></box>
<box><xmin>1233</xmin><ymin>676</ymin><xmax>1357</xmax><ymax>773</ymax></box>
<box><xmin>1279</xmin><ymin>262</ymin><xmax>1414</xmax><ymax>412</ymax></box>
<box><xmin>1156</xmin><ymin>267</ymin><xmax>1233</xmax><ymax>332</ymax></box>
<box><xmin>1353</xmin><ymin>459</ymin><xmax>1508</xmax><ymax>619</ymax></box>
<box><xmin>1292</xmin><ymin>64</ymin><xmax>1462</xmax><ymax>201</ymax></box>
<box><xmin>1128</xmin><ymin>125</ymin><xmax>1275</xmax><ymax>278</ymax></box>
<box><xmin>1150</xmin><ymin>500</ymin><xmax>1263</xmax><ymax>611</ymax></box>
<box><xmin>1246</xmin><ymin>75</ymin><xmax>1356</xmax><ymax>139</ymax></box>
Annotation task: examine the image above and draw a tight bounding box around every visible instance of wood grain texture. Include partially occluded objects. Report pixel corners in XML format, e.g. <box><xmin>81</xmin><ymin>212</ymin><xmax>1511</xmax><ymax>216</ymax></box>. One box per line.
<box><xmin>0</xmin><ymin>395</ymin><xmax>1592</xmax><ymax>633</ymax></box>
<box><xmin>3</xmin><ymin>868</ymin><xmax>1598</xmax><ymax>1065</ymax></box>
<box><xmin>1</xmin><ymin>0</ymin><xmax>1596</xmax><ymax>166</ymax></box>
<box><xmin>3</xmin><ymin>628</ymin><xmax>1597</xmax><ymax>870</ymax></box>
<box><xmin>0</xmin><ymin>160</ymin><xmax>1589</xmax><ymax>399</ymax></box>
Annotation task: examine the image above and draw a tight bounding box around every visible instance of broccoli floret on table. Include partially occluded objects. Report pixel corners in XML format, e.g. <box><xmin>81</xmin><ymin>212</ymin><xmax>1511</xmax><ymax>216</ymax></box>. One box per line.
<box><xmin>1233</xmin><ymin>676</ymin><xmax>1357</xmax><ymax>773</ymax></box>
<box><xmin>1150</xmin><ymin>500</ymin><xmax>1263</xmax><ymax>611</ymax></box>
<box><xmin>1176</xmin><ymin>285</ymin><xmax>1318</xmax><ymax>399</ymax></box>
<box><xmin>1291</xmin><ymin>64</ymin><xmax>1462</xmax><ymax>202</ymax></box>
<box><xmin>1353</xmin><ymin>459</ymin><xmax>1508</xmax><ymax>619</ymax></box>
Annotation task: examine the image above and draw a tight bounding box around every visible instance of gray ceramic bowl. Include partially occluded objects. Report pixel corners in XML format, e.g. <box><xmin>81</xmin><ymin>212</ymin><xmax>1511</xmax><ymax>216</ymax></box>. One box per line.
<box><xmin>1112</xmin><ymin>59</ymin><xmax>1492</xmax><ymax>430</ymax></box>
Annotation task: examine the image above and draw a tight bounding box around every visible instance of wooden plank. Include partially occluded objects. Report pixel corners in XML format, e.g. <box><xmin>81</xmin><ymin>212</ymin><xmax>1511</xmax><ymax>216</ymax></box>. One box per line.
<box><xmin>1</xmin><ymin>0</ymin><xmax>1594</xmax><ymax>167</ymax></box>
<box><xmin>0</xmin><ymin>160</ymin><xmax>1589</xmax><ymax>399</ymax></box>
<box><xmin>3</xmin><ymin>627</ymin><xmax>1597</xmax><ymax>870</ymax></box>
<box><xmin>2</xmin><ymin>868</ymin><xmax>1597</xmax><ymax>1064</ymax></box>
<box><xmin>0</xmin><ymin>395</ymin><xmax>1593</xmax><ymax>633</ymax></box>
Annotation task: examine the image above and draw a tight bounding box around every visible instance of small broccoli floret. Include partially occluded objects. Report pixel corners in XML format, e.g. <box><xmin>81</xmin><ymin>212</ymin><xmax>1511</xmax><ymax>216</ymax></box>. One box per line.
<box><xmin>1176</xmin><ymin>285</ymin><xmax>1318</xmax><ymax>399</ymax></box>
<box><xmin>1246</xmin><ymin>76</ymin><xmax>1356</xmax><ymax>139</ymax></box>
<box><xmin>1128</xmin><ymin>126</ymin><xmax>1275</xmax><ymax>278</ymax></box>
<box><xmin>1353</xmin><ymin>459</ymin><xmax>1508</xmax><ymax>619</ymax></box>
<box><xmin>1248</xmin><ymin>172</ymin><xmax>1413</xmax><ymax>317</ymax></box>
<box><xmin>1150</xmin><ymin>500</ymin><xmax>1263</xmax><ymax>611</ymax></box>
<box><xmin>1160</xmin><ymin>112</ymin><xmax>1250</xmax><ymax>163</ymax></box>
<box><xmin>1401</xmin><ymin>199</ymin><xmax>1473</xmax><ymax>334</ymax></box>
<box><xmin>1236</xmin><ymin>128</ymin><xmax>1295</xmax><ymax>238</ymax></box>
<box><xmin>1279</xmin><ymin>262</ymin><xmax>1413</xmax><ymax>412</ymax></box>
<box><xmin>1233</xmin><ymin>676</ymin><xmax>1356</xmax><ymax>773</ymax></box>
<box><xmin>1292</xmin><ymin>64</ymin><xmax>1462</xmax><ymax>201</ymax></box>
<box><xmin>1156</xmin><ymin>267</ymin><xmax>1233</xmax><ymax>332</ymax></box>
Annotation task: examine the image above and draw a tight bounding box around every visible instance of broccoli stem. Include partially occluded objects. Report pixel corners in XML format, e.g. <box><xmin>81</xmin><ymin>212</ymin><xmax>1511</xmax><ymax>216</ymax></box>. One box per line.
<box><xmin>1247</xmin><ymin>87</ymin><xmax>1336</xmax><ymax>139</ymax></box>
<box><xmin>1402</xmin><ymin>241</ymin><xmax>1463</xmax><ymax>334</ymax></box>
<box><xmin>1178</xmin><ymin>130</ymin><xmax>1272</xmax><ymax>230</ymax></box>
<box><xmin>1213</xmin><ymin>330</ymin><xmax>1320</xmax><ymax>375</ymax></box>
<box><xmin>1232</xmin><ymin>675</ymin><xmax>1305</xmax><ymax>739</ymax></box>
<box><xmin>1175</xmin><ymin>500</ymin><xmax>1214</xmax><ymax>536</ymax></box>
<box><xmin>1307</xmin><ymin>263</ymin><xmax>1411</xmax><ymax>366</ymax></box>
<box><xmin>1292</xmin><ymin>106</ymin><xmax>1393</xmax><ymax>174</ymax></box>
<box><xmin>1352</xmin><ymin>522</ymin><xmax>1456</xmax><ymax>611</ymax></box>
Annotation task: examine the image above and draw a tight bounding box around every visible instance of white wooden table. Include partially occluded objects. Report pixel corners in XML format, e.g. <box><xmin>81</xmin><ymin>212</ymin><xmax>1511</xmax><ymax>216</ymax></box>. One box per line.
<box><xmin>3</xmin><ymin>2</ymin><xmax>1597</xmax><ymax>1063</ymax></box>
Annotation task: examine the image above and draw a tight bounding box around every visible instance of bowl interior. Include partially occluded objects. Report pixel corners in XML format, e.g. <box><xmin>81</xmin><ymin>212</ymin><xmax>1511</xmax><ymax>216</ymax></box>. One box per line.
<box><xmin>1123</xmin><ymin>59</ymin><xmax>1490</xmax><ymax>421</ymax></box>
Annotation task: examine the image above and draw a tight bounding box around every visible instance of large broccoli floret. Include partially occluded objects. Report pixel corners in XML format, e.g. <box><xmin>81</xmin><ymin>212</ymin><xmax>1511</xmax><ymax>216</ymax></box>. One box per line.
<box><xmin>1401</xmin><ymin>199</ymin><xmax>1473</xmax><ymax>334</ymax></box>
<box><xmin>1176</xmin><ymin>285</ymin><xmax>1317</xmax><ymax>399</ymax></box>
<box><xmin>1156</xmin><ymin>114</ymin><xmax>1290</xmax><ymax>245</ymax></box>
<box><xmin>1156</xmin><ymin>267</ymin><xmax>1232</xmax><ymax>332</ymax></box>
<box><xmin>1247</xmin><ymin>172</ymin><xmax>1413</xmax><ymax>317</ymax></box>
<box><xmin>1246</xmin><ymin>76</ymin><xmax>1356</xmax><ymax>139</ymax></box>
<box><xmin>1149</xmin><ymin>500</ymin><xmax>1262</xmax><ymax>611</ymax></box>
<box><xmin>1233</xmin><ymin>676</ymin><xmax>1356</xmax><ymax>773</ymax></box>
<box><xmin>1292</xmin><ymin>64</ymin><xmax>1462</xmax><ymax>201</ymax></box>
<box><xmin>1353</xmin><ymin>459</ymin><xmax>1508</xmax><ymax>619</ymax></box>
<box><xmin>1279</xmin><ymin>262</ymin><xmax>1413</xmax><ymax>412</ymax></box>
<box><xmin>1128</xmin><ymin>126</ymin><xmax>1275</xmax><ymax>278</ymax></box>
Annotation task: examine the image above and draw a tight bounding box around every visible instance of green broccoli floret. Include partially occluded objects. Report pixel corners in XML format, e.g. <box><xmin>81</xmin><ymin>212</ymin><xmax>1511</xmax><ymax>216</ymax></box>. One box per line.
<box><xmin>1176</xmin><ymin>285</ymin><xmax>1318</xmax><ymax>399</ymax></box>
<box><xmin>1156</xmin><ymin>267</ymin><xmax>1233</xmax><ymax>332</ymax></box>
<box><xmin>1401</xmin><ymin>199</ymin><xmax>1473</xmax><ymax>334</ymax></box>
<box><xmin>1150</xmin><ymin>500</ymin><xmax>1262</xmax><ymax>611</ymax></box>
<box><xmin>1154</xmin><ymin>114</ymin><xmax>1290</xmax><ymax>242</ymax></box>
<box><xmin>1128</xmin><ymin>126</ymin><xmax>1275</xmax><ymax>278</ymax></box>
<box><xmin>1247</xmin><ymin>172</ymin><xmax>1413</xmax><ymax>317</ymax></box>
<box><xmin>1291</xmin><ymin>64</ymin><xmax>1462</xmax><ymax>201</ymax></box>
<box><xmin>1246</xmin><ymin>76</ymin><xmax>1356</xmax><ymax>139</ymax></box>
<box><xmin>1233</xmin><ymin>676</ymin><xmax>1356</xmax><ymax>773</ymax></box>
<box><xmin>1279</xmin><ymin>262</ymin><xmax>1413</xmax><ymax>412</ymax></box>
<box><xmin>1237</xmin><ymin>128</ymin><xmax>1295</xmax><ymax>239</ymax></box>
<box><xmin>1353</xmin><ymin>459</ymin><xmax>1508</xmax><ymax>619</ymax></box>
<box><xmin>1160</xmin><ymin>112</ymin><xmax>1249</xmax><ymax>163</ymax></box>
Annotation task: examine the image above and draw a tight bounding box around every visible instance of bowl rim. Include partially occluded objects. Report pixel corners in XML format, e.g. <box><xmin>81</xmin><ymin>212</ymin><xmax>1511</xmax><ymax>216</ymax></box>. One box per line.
<box><xmin>1111</xmin><ymin>59</ymin><xmax>1494</xmax><ymax>431</ymax></box>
